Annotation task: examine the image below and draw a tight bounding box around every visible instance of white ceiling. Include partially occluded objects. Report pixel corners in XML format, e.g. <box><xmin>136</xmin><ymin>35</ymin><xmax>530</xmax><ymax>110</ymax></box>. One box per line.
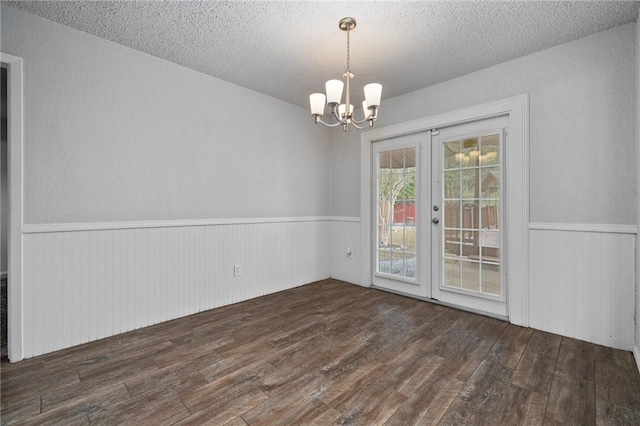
<box><xmin>5</xmin><ymin>1</ymin><xmax>639</xmax><ymax>109</ymax></box>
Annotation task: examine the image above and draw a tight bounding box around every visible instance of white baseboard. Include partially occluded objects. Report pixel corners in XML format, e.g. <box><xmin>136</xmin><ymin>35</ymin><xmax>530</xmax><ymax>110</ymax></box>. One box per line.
<box><xmin>634</xmin><ymin>346</ymin><xmax>640</xmax><ymax>375</ymax></box>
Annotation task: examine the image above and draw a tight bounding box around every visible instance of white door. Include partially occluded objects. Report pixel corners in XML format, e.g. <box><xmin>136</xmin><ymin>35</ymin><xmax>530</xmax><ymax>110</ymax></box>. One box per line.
<box><xmin>430</xmin><ymin>116</ymin><xmax>508</xmax><ymax>317</ymax></box>
<box><xmin>372</xmin><ymin>132</ymin><xmax>429</xmax><ymax>298</ymax></box>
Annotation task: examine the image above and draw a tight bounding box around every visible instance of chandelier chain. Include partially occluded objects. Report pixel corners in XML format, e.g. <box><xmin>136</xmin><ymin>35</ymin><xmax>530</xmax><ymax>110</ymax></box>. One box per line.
<box><xmin>345</xmin><ymin>25</ymin><xmax>351</xmax><ymax>74</ymax></box>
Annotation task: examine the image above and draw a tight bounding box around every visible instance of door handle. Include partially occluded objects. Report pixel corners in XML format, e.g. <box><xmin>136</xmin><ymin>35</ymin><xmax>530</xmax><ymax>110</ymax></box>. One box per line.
<box><xmin>432</xmin><ymin>218</ymin><xmax>440</xmax><ymax>224</ymax></box>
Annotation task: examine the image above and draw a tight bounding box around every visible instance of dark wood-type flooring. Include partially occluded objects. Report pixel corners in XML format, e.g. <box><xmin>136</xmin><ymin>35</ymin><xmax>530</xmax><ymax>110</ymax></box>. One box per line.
<box><xmin>2</xmin><ymin>279</ymin><xmax>640</xmax><ymax>425</ymax></box>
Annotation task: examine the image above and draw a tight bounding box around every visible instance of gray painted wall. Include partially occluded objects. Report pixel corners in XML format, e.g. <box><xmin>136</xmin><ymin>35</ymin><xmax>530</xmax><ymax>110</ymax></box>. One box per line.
<box><xmin>331</xmin><ymin>23</ymin><xmax>636</xmax><ymax>227</ymax></box>
<box><xmin>1</xmin><ymin>5</ymin><xmax>331</xmax><ymax>224</ymax></box>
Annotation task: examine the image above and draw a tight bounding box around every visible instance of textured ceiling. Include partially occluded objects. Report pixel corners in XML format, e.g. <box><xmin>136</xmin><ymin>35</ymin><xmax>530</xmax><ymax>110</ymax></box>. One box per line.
<box><xmin>4</xmin><ymin>1</ymin><xmax>640</xmax><ymax>109</ymax></box>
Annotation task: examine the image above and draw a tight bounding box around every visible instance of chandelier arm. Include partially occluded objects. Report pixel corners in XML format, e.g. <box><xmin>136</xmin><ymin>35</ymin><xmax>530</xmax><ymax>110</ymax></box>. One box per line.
<box><xmin>351</xmin><ymin>114</ymin><xmax>370</xmax><ymax>125</ymax></box>
<box><xmin>350</xmin><ymin>121</ymin><xmax>368</xmax><ymax>130</ymax></box>
<box><xmin>316</xmin><ymin>117</ymin><xmax>343</xmax><ymax>128</ymax></box>
<box><xmin>352</xmin><ymin>106</ymin><xmax>379</xmax><ymax>124</ymax></box>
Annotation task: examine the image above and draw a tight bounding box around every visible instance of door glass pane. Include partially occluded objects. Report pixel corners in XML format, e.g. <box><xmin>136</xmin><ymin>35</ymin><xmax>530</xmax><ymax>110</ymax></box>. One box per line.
<box><xmin>444</xmin><ymin>171</ymin><xmax>460</xmax><ymax>199</ymax></box>
<box><xmin>441</xmin><ymin>133</ymin><xmax>500</xmax><ymax>297</ymax></box>
<box><xmin>461</xmin><ymin>261</ymin><xmax>480</xmax><ymax>292</ymax></box>
<box><xmin>444</xmin><ymin>258</ymin><xmax>460</xmax><ymax>288</ymax></box>
<box><xmin>482</xmin><ymin>263</ymin><xmax>500</xmax><ymax>296</ymax></box>
<box><xmin>377</xmin><ymin>147</ymin><xmax>416</xmax><ymax>279</ymax></box>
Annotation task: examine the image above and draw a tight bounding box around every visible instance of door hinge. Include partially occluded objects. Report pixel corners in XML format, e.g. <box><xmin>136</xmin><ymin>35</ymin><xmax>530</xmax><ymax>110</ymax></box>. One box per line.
<box><xmin>431</xmin><ymin>129</ymin><xmax>439</xmax><ymax>136</ymax></box>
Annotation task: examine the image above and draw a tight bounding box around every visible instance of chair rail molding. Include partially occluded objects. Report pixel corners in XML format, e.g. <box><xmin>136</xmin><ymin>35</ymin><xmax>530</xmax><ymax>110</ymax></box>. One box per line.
<box><xmin>529</xmin><ymin>222</ymin><xmax>637</xmax><ymax>234</ymax></box>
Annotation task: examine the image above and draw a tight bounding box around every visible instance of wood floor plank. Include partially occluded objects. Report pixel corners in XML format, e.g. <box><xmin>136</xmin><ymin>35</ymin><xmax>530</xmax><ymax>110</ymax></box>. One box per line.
<box><xmin>89</xmin><ymin>394</ymin><xmax>191</xmax><ymax>426</ymax></box>
<box><xmin>180</xmin><ymin>361</ymin><xmax>272</xmax><ymax>415</ymax></box>
<box><xmin>413</xmin><ymin>305</ymin><xmax>463</xmax><ymax>342</ymax></box>
<box><xmin>0</xmin><ymin>396</ymin><xmax>41</xmax><ymax>426</ymax></box>
<box><xmin>555</xmin><ymin>337</ymin><xmax>595</xmax><ymax>380</ymax></box>
<box><xmin>486</xmin><ymin>323</ymin><xmax>533</xmax><ymax>370</ymax></box>
<box><xmin>77</xmin><ymin>340</ymin><xmax>173</xmax><ymax>388</ymax></box>
<box><xmin>241</xmin><ymin>373</ymin><xmax>334</xmax><ymax>425</ymax></box>
<box><xmin>384</xmin><ymin>374</ymin><xmax>464</xmax><ymax>425</ymax></box>
<box><xmin>526</xmin><ymin>329</ymin><xmax>562</xmax><ymax>358</ymax></box>
<box><xmin>545</xmin><ymin>372</ymin><xmax>596</xmax><ymax>425</ymax></box>
<box><xmin>396</xmin><ymin>299</ymin><xmax>446</xmax><ymax>328</ymax></box>
<box><xmin>595</xmin><ymin>359</ymin><xmax>640</xmax><ymax>424</ymax></box>
<box><xmin>2</xmin><ymin>279</ymin><xmax>639</xmax><ymax>425</ymax></box>
<box><xmin>385</xmin><ymin>345</ymin><xmax>444</xmax><ymax>396</ymax></box>
<box><xmin>1</xmin><ymin>365</ymin><xmax>80</xmax><ymax>411</ymax></box>
<box><xmin>321</xmin><ymin>363</ymin><xmax>408</xmax><ymax>425</ymax></box>
<box><xmin>438</xmin><ymin>359</ymin><xmax>513</xmax><ymax>425</ymax></box>
<box><xmin>511</xmin><ymin>349</ymin><xmax>556</xmax><ymax>394</ymax></box>
<box><xmin>421</xmin><ymin>313</ymin><xmax>485</xmax><ymax>357</ymax></box>
<box><xmin>152</xmin><ymin>338</ymin><xmax>227</xmax><ymax>370</ymax></box>
<box><xmin>0</xmin><ymin>356</ymin><xmax>45</xmax><ymax>378</ymax></box>
<box><xmin>317</xmin><ymin>329</ymin><xmax>380</xmax><ymax>380</ymax></box>
<box><xmin>266</xmin><ymin>339</ymin><xmax>334</xmax><ymax>381</ymax></box>
<box><xmin>488</xmin><ymin>384</ymin><xmax>548</xmax><ymax>425</ymax></box>
<box><xmin>41</xmin><ymin>372</ymin><xmax>130</xmax><ymax>413</ymax></box>
<box><xmin>434</xmin><ymin>332</ymin><xmax>493</xmax><ymax>382</ymax></box>
<box><xmin>198</xmin><ymin>338</ymin><xmax>282</xmax><ymax>383</ymax></box>
<box><xmin>223</xmin><ymin>417</ymin><xmax>249</xmax><ymax>426</ymax></box>
<box><xmin>268</xmin><ymin>314</ymin><xmax>327</xmax><ymax>349</ymax></box>
<box><xmin>124</xmin><ymin>363</ymin><xmax>208</xmax><ymax>400</ymax></box>
<box><xmin>25</xmin><ymin>383</ymin><xmax>130</xmax><ymax>425</ymax></box>
<box><xmin>594</xmin><ymin>343</ymin><xmax>638</xmax><ymax>372</ymax></box>
<box><xmin>176</xmin><ymin>387</ymin><xmax>268</xmax><ymax>426</ymax></box>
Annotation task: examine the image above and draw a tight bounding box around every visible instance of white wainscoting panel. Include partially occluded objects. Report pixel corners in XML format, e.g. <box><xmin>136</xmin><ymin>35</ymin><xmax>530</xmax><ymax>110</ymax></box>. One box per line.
<box><xmin>329</xmin><ymin>217</ymin><xmax>361</xmax><ymax>285</ymax></box>
<box><xmin>529</xmin><ymin>225</ymin><xmax>636</xmax><ymax>350</ymax></box>
<box><xmin>22</xmin><ymin>219</ymin><xmax>330</xmax><ymax>358</ymax></box>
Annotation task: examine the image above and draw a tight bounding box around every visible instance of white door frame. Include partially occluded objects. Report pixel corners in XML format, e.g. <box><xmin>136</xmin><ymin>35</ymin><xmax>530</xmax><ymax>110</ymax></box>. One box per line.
<box><xmin>360</xmin><ymin>94</ymin><xmax>529</xmax><ymax>326</ymax></box>
<box><xmin>2</xmin><ymin>53</ymin><xmax>24</xmax><ymax>361</ymax></box>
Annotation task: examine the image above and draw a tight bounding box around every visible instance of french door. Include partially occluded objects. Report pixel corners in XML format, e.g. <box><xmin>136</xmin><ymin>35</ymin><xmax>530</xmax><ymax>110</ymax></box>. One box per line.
<box><xmin>373</xmin><ymin>116</ymin><xmax>508</xmax><ymax>318</ymax></box>
<box><xmin>372</xmin><ymin>133</ymin><xmax>429</xmax><ymax>297</ymax></box>
<box><xmin>430</xmin><ymin>117</ymin><xmax>508</xmax><ymax>317</ymax></box>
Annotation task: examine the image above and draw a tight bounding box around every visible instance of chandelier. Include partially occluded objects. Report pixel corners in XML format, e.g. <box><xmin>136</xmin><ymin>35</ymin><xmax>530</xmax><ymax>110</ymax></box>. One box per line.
<box><xmin>309</xmin><ymin>17</ymin><xmax>382</xmax><ymax>131</ymax></box>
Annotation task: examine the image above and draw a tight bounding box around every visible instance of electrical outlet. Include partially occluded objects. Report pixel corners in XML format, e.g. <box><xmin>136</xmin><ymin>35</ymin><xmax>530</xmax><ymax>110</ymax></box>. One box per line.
<box><xmin>233</xmin><ymin>264</ymin><xmax>242</xmax><ymax>277</ymax></box>
<box><xmin>346</xmin><ymin>247</ymin><xmax>353</xmax><ymax>258</ymax></box>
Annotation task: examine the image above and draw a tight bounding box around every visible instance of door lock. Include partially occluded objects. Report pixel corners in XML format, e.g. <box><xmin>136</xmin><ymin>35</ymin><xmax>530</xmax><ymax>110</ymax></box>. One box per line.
<box><xmin>432</xmin><ymin>217</ymin><xmax>440</xmax><ymax>224</ymax></box>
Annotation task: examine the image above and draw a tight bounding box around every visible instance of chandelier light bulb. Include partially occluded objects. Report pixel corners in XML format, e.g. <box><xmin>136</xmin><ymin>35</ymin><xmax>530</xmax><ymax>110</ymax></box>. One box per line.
<box><xmin>364</xmin><ymin>83</ymin><xmax>382</xmax><ymax>108</ymax></box>
<box><xmin>309</xmin><ymin>93</ymin><xmax>326</xmax><ymax>116</ymax></box>
<box><xmin>338</xmin><ymin>103</ymin><xmax>354</xmax><ymax>119</ymax></box>
<box><xmin>325</xmin><ymin>80</ymin><xmax>344</xmax><ymax>105</ymax></box>
<box><xmin>363</xmin><ymin>101</ymin><xmax>373</xmax><ymax>119</ymax></box>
